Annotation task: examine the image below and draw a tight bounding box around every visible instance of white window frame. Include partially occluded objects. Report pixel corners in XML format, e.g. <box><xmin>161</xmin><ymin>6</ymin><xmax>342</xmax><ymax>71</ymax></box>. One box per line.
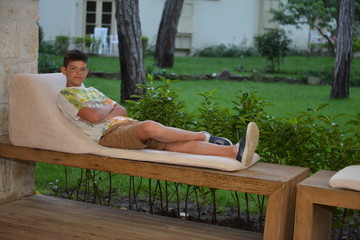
<box><xmin>83</xmin><ymin>0</ymin><xmax>117</xmax><ymax>37</ymax></box>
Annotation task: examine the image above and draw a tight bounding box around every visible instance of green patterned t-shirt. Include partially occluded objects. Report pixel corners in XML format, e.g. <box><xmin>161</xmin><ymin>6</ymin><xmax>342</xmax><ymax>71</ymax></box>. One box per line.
<box><xmin>58</xmin><ymin>86</ymin><xmax>131</xmax><ymax>142</ymax></box>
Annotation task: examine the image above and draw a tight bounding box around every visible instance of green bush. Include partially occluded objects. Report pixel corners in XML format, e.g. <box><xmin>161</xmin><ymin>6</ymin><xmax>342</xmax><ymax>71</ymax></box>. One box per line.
<box><xmin>127</xmin><ymin>74</ymin><xmax>360</xmax><ymax>173</ymax></box>
<box><xmin>254</xmin><ymin>29</ymin><xmax>292</xmax><ymax>73</ymax></box>
<box><xmin>126</xmin><ymin>74</ymin><xmax>193</xmax><ymax>129</ymax></box>
<box><xmin>38</xmin><ymin>54</ymin><xmax>61</xmax><ymax>73</ymax></box>
<box><xmin>142</xmin><ymin>35</ymin><xmax>149</xmax><ymax>56</ymax></box>
<box><xmin>55</xmin><ymin>35</ymin><xmax>70</xmax><ymax>55</ymax></box>
<box><xmin>194</xmin><ymin>44</ymin><xmax>259</xmax><ymax>58</ymax></box>
<box><xmin>352</xmin><ymin>38</ymin><xmax>360</xmax><ymax>52</ymax></box>
<box><xmin>74</xmin><ymin>37</ymin><xmax>85</xmax><ymax>50</ymax></box>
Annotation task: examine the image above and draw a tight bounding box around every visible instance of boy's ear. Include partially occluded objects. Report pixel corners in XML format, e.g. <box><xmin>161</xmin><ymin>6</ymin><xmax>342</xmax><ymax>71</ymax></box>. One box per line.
<box><xmin>60</xmin><ymin>66</ymin><xmax>66</xmax><ymax>74</ymax></box>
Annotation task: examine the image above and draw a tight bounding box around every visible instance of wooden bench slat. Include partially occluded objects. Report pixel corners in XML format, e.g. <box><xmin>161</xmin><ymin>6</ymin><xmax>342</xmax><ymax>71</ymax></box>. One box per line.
<box><xmin>0</xmin><ymin>137</ymin><xmax>305</xmax><ymax>195</ymax></box>
<box><xmin>298</xmin><ymin>170</ymin><xmax>360</xmax><ymax>209</ymax></box>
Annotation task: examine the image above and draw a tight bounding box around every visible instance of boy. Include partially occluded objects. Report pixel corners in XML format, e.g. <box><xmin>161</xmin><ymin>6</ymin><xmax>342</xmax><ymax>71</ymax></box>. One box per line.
<box><xmin>57</xmin><ymin>50</ymin><xmax>259</xmax><ymax>166</ymax></box>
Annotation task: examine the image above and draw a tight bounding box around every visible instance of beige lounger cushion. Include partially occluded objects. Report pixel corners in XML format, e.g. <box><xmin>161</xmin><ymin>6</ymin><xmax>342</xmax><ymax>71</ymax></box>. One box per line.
<box><xmin>8</xmin><ymin>73</ymin><xmax>260</xmax><ymax>171</ymax></box>
<box><xmin>329</xmin><ymin>165</ymin><xmax>360</xmax><ymax>191</ymax></box>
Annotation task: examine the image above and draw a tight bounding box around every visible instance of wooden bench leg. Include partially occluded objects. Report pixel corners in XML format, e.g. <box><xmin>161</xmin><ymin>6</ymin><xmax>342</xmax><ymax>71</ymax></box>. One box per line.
<box><xmin>264</xmin><ymin>178</ymin><xmax>299</xmax><ymax>240</ymax></box>
<box><xmin>294</xmin><ymin>186</ymin><xmax>333</xmax><ymax>240</ymax></box>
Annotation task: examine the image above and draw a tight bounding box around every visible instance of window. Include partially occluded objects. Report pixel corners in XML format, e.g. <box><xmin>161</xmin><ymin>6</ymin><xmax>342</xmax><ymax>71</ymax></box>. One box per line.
<box><xmin>84</xmin><ymin>0</ymin><xmax>115</xmax><ymax>36</ymax></box>
<box><xmin>101</xmin><ymin>2</ymin><xmax>112</xmax><ymax>31</ymax></box>
<box><xmin>85</xmin><ymin>1</ymin><xmax>97</xmax><ymax>35</ymax></box>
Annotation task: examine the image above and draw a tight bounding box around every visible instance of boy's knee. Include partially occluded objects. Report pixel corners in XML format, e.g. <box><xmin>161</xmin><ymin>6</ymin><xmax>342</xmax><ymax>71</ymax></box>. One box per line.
<box><xmin>139</xmin><ymin>120</ymin><xmax>162</xmax><ymax>136</ymax></box>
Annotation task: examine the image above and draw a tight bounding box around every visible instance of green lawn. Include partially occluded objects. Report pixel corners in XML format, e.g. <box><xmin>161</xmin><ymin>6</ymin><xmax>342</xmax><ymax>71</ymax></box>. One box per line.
<box><xmin>85</xmin><ymin>77</ymin><xmax>360</xmax><ymax>122</ymax></box>
<box><xmin>49</xmin><ymin>55</ymin><xmax>360</xmax><ymax>84</ymax></box>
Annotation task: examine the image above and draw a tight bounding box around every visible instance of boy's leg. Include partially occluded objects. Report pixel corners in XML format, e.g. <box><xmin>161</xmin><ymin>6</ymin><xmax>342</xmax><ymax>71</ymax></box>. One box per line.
<box><xmin>163</xmin><ymin>122</ymin><xmax>259</xmax><ymax>162</ymax></box>
<box><xmin>135</xmin><ymin>120</ymin><xmax>230</xmax><ymax>144</ymax></box>
<box><xmin>134</xmin><ymin>120</ymin><xmax>259</xmax><ymax>163</ymax></box>
<box><xmin>164</xmin><ymin>140</ymin><xmax>237</xmax><ymax>159</ymax></box>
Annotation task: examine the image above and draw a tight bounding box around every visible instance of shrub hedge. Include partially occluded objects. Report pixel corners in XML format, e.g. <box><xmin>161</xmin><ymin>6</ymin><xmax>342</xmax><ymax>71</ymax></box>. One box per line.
<box><xmin>127</xmin><ymin>74</ymin><xmax>360</xmax><ymax>173</ymax></box>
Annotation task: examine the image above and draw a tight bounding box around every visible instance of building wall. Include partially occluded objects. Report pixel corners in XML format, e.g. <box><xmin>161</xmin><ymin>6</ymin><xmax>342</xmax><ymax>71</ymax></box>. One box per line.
<box><xmin>39</xmin><ymin>0</ymin><xmax>84</xmax><ymax>38</ymax></box>
<box><xmin>38</xmin><ymin>0</ymin><xmax>310</xmax><ymax>53</ymax></box>
<box><xmin>191</xmin><ymin>0</ymin><xmax>261</xmax><ymax>50</ymax></box>
<box><xmin>0</xmin><ymin>0</ymin><xmax>37</xmax><ymax>204</ymax></box>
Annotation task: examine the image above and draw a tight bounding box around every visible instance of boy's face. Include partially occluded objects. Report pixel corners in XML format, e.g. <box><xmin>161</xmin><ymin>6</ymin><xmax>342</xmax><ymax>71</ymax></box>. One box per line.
<box><xmin>61</xmin><ymin>61</ymin><xmax>89</xmax><ymax>87</ymax></box>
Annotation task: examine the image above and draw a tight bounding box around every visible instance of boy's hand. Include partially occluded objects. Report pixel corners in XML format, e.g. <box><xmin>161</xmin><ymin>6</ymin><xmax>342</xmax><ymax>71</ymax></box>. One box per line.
<box><xmin>77</xmin><ymin>105</ymin><xmax>127</xmax><ymax>124</ymax></box>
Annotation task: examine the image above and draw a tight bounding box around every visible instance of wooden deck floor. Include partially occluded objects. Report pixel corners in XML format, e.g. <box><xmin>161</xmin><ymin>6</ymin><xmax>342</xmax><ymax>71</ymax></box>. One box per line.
<box><xmin>0</xmin><ymin>195</ymin><xmax>262</xmax><ymax>240</ymax></box>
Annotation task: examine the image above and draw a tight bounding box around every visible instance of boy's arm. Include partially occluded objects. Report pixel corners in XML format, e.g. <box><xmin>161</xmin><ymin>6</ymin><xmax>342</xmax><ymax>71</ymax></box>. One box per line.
<box><xmin>77</xmin><ymin>104</ymin><xmax>128</xmax><ymax>124</ymax></box>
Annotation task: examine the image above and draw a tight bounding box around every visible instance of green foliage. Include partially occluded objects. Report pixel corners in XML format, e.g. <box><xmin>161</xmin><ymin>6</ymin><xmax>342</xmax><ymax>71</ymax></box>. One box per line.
<box><xmin>270</xmin><ymin>0</ymin><xmax>360</xmax><ymax>56</ymax></box>
<box><xmin>259</xmin><ymin>104</ymin><xmax>360</xmax><ymax>172</ymax></box>
<box><xmin>271</xmin><ymin>0</ymin><xmax>338</xmax><ymax>30</ymax></box>
<box><xmin>142</xmin><ymin>35</ymin><xmax>149</xmax><ymax>56</ymax></box>
<box><xmin>270</xmin><ymin>0</ymin><xmax>338</xmax><ymax>55</ymax></box>
<box><xmin>228</xmin><ymin>90</ymin><xmax>271</xmax><ymax>142</ymax></box>
<box><xmin>195</xmin><ymin>89</ymin><xmax>232</xmax><ymax>138</ymax></box>
<box><xmin>126</xmin><ymin>74</ymin><xmax>359</xmax><ymax>173</ymax></box>
<box><xmin>353</xmin><ymin>38</ymin><xmax>360</xmax><ymax>52</ymax></box>
<box><xmin>39</xmin><ymin>35</ymin><xmax>70</xmax><ymax>55</ymax></box>
<box><xmin>55</xmin><ymin>35</ymin><xmax>70</xmax><ymax>55</ymax></box>
<box><xmin>38</xmin><ymin>23</ymin><xmax>44</xmax><ymax>49</ymax></box>
<box><xmin>38</xmin><ymin>54</ymin><xmax>61</xmax><ymax>73</ymax></box>
<box><xmin>194</xmin><ymin>44</ymin><xmax>259</xmax><ymax>58</ymax></box>
<box><xmin>74</xmin><ymin>37</ymin><xmax>85</xmax><ymax>50</ymax></box>
<box><xmin>254</xmin><ymin>29</ymin><xmax>292</xmax><ymax>73</ymax></box>
<box><xmin>126</xmin><ymin>74</ymin><xmax>193</xmax><ymax>129</ymax></box>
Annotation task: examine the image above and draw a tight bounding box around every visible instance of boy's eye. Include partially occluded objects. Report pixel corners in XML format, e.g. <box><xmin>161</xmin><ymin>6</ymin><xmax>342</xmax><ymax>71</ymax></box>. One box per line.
<box><xmin>69</xmin><ymin>67</ymin><xmax>88</xmax><ymax>73</ymax></box>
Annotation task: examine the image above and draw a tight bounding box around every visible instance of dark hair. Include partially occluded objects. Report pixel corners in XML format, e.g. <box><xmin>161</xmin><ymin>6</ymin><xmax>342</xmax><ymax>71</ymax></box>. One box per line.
<box><xmin>63</xmin><ymin>49</ymin><xmax>88</xmax><ymax>67</ymax></box>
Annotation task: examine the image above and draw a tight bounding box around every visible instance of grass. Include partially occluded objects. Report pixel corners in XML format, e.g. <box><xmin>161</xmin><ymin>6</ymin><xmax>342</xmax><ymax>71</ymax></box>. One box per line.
<box><xmin>84</xmin><ymin>77</ymin><xmax>360</xmax><ymax>123</ymax></box>
<box><xmin>49</xmin><ymin>54</ymin><xmax>360</xmax><ymax>83</ymax></box>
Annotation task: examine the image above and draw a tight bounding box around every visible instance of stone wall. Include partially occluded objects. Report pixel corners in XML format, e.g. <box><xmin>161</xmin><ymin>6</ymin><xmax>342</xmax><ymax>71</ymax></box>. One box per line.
<box><xmin>0</xmin><ymin>0</ymin><xmax>38</xmax><ymax>204</ymax></box>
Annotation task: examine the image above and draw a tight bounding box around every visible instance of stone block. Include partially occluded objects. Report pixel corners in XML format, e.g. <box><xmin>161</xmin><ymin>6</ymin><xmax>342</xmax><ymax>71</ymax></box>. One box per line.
<box><xmin>19</xmin><ymin>23</ymin><xmax>39</xmax><ymax>59</ymax></box>
<box><xmin>307</xmin><ymin>76</ymin><xmax>321</xmax><ymax>85</ymax></box>
<box><xmin>216</xmin><ymin>69</ymin><xmax>231</xmax><ymax>80</ymax></box>
<box><xmin>0</xmin><ymin>0</ymin><xmax>38</xmax><ymax>22</ymax></box>
<box><xmin>0</xmin><ymin>104</ymin><xmax>8</xmax><ymax>136</ymax></box>
<box><xmin>0</xmin><ymin>24</ymin><xmax>21</xmax><ymax>59</ymax></box>
<box><xmin>0</xmin><ymin>23</ymin><xmax>38</xmax><ymax>60</ymax></box>
<box><xmin>252</xmin><ymin>70</ymin><xmax>263</xmax><ymax>82</ymax></box>
<box><xmin>0</xmin><ymin>158</ymin><xmax>35</xmax><ymax>204</ymax></box>
<box><xmin>0</xmin><ymin>74</ymin><xmax>10</xmax><ymax>103</ymax></box>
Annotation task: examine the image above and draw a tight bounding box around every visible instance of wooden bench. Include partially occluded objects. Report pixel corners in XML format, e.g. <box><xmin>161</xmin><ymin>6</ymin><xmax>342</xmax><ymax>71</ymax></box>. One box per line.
<box><xmin>0</xmin><ymin>137</ymin><xmax>309</xmax><ymax>240</ymax></box>
<box><xmin>294</xmin><ymin>170</ymin><xmax>360</xmax><ymax>240</ymax></box>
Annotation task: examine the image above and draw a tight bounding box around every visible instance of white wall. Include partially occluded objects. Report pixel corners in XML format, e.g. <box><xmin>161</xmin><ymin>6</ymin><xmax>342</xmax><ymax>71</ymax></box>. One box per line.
<box><xmin>139</xmin><ymin>0</ymin><xmax>164</xmax><ymax>45</ymax></box>
<box><xmin>38</xmin><ymin>0</ymin><xmax>310</xmax><ymax>50</ymax></box>
<box><xmin>39</xmin><ymin>0</ymin><xmax>83</xmax><ymax>39</ymax></box>
<box><xmin>192</xmin><ymin>0</ymin><xmax>260</xmax><ymax>50</ymax></box>
<box><xmin>283</xmin><ymin>24</ymin><xmax>311</xmax><ymax>49</ymax></box>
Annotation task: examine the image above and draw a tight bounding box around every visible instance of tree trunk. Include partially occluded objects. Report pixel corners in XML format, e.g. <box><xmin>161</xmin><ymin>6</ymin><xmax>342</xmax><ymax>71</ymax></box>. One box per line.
<box><xmin>115</xmin><ymin>0</ymin><xmax>145</xmax><ymax>103</ymax></box>
<box><xmin>155</xmin><ymin>0</ymin><xmax>184</xmax><ymax>68</ymax></box>
<box><xmin>330</xmin><ymin>0</ymin><xmax>354</xmax><ymax>99</ymax></box>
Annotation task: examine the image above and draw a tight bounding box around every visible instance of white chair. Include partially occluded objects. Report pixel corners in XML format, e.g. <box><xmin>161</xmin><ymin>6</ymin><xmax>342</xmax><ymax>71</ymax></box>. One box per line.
<box><xmin>109</xmin><ymin>34</ymin><xmax>119</xmax><ymax>55</ymax></box>
<box><xmin>94</xmin><ymin>27</ymin><xmax>108</xmax><ymax>54</ymax></box>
